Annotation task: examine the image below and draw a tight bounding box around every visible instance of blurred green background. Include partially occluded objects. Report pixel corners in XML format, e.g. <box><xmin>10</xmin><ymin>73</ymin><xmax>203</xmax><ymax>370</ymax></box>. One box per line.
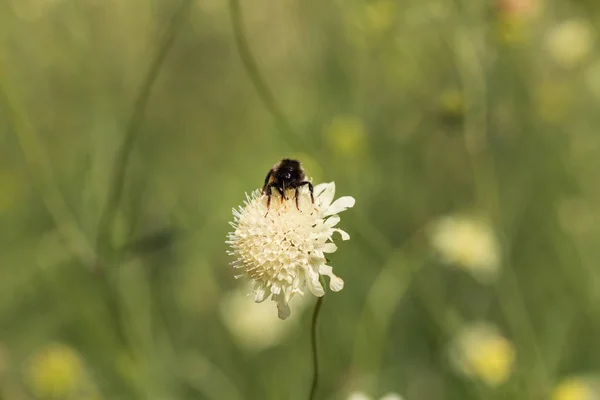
<box><xmin>2</xmin><ymin>0</ymin><xmax>600</xmax><ymax>399</ymax></box>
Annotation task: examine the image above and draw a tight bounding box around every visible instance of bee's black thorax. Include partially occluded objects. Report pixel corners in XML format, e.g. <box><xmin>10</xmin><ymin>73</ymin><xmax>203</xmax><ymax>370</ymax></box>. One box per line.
<box><xmin>262</xmin><ymin>158</ymin><xmax>315</xmax><ymax>212</ymax></box>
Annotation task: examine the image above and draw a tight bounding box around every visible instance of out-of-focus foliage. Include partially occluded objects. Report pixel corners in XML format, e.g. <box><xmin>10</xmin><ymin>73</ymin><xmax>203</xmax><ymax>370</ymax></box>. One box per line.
<box><xmin>1</xmin><ymin>0</ymin><xmax>600</xmax><ymax>399</ymax></box>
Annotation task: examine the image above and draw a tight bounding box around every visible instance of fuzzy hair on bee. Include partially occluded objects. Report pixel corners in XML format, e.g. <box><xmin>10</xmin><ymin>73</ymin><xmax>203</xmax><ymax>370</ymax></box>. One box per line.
<box><xmin>261</xmin><ymin>159</ymin><xmax>314</xmax><ymax>212</ymax></box>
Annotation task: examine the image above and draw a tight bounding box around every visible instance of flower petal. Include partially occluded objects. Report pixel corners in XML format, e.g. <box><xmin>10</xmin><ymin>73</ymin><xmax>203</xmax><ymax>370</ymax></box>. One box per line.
<box><xmin>334</xmin><ymin>228</ymin><xmax>350</xmax><ymax>240</ymax></box>
<box><xmin>254</xmin><ymin>286</ymin><xmax>269</xmax><ymax>303</ymax></box>
<box><xmin>324</xmin><ymin>214</ymin><xmax>340</xmax><ymax>227</ymax></box>
<box><xmin>323</xmin><ymin>196</ymin><xmax>355</xmax><ymax>217</ymax></box>
<box><xmin>321</xmin><ymin>243</ymin><xmax>338</xmax><ymax>253</ymax></box>
<box><xmin>317</xmin><ymin>182</ymin><xmax>336</xmax><ymax>211</ymax></box>
<box><xmin>319</xmin><ymin>265</ymin><xmax>344</xmax><ymax>292</ymax></box>
<box><xmin>305</xmin><ymin>266</ymin><xmax>325</xmax><ymax>297</ymax></box>
<box><xmin>277</xmin><ymin>299</ymin><xmax>291</xmax><ymax>320</ymax></box>
<box><xmin>313</xmin><ymin>182</ymin><xmax>330</xmax><ymax>197</ymax></box>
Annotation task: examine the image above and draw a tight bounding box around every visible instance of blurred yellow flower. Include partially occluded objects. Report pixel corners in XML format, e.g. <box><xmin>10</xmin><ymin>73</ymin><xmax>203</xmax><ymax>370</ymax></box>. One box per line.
<box><xmin>26</xmin><ymin>343</ymin><xmax>87</xmax><ymax>399</ymax></box>
<box><xmin>438</xmin><ymin>90</ymin><xmax>465</xmax><ymax>119</ymax></box>
<box><xmin>219</xmin><ymin>286</ymin><xmax>309</xmax><ymax>351</ymax></box>
<box><xmin>497</xmin><ymin>13</ymin><xmax>529</xmax><ymax>45</ymax></box>
<box><xmin>344</xmin><ymin>0</ymin><xmax>396</xmax><ymax>47</ymax></box>
<box><xmin>449</xmin><ymin>322</ymin><xmax>516</xmax><ymax>387</ymax></box>
<box><xmin>431</xmin><ymin>216</ymin><xmax>500</xmax><ymax>284</ymax></box>
<box><xmin>363</xmin><ymin>0</ymin><xmax>396</xmax><ymax>33</ymax></box>
<box><xmin>552</xmin><ymin>376</ymin><xmax>600</xmax><ymax>400</ymax></box>
<box><xmin>546</xmin><ymin>19</ymin><xmax>594</xmax><ymax>69</ymax></box>
<box><xmin>324</xmin><ymin>116</ymin><xmax>368</xmax><ymax>159</ymax></box>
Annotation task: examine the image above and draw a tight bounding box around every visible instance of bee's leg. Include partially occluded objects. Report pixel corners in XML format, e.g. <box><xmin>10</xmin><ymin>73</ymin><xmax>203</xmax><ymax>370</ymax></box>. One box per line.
<box><xmin>262</xmin><ymin>169</ymin><xmax>273</xmax><ymax>195</ymax></box>
<box><xmin>297</xmin><ymin>181</ymin><xmax>315</xmax><ymax>204</ymax></box>
<box><xmin>281</xmin><ymin>181</ymin><xmax>287</xmax><ymax>201</ymax></box>
<box><xmin>264</xmin><ymin>191</ymin><xmax>271</xmax><ymax>217</ymax></box>
<box><xmin>295</xmin><ymin>187</ymin><xmax>300</xmax><ymax>210</ymax></box>
<box><xmin>307</xmin><ymin>182</ymin><xmax>314</xmax><ymax>204</ymax></box>
<box><xmin>264</xmin><ymin>184</ymin><xmax>276</xmax><ymax>217</ymax></box>
<box><xmin>277</xmin><ymin>187</ymin><xmax>286</xmax><ymax>201</ymax></box>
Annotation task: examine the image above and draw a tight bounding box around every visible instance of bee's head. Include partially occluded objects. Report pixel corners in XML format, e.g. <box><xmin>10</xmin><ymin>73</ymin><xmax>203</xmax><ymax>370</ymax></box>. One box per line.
<box><xmin>275</xmin><ymin>159</ymin><xmax>304</xmax><ymax>183</ymax></box>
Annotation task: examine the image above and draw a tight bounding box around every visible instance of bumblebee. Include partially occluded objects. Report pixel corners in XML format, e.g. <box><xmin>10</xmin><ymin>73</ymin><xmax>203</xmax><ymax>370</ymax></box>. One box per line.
<box><xmin>262</xmin><ymin>159</ymin><xmax>314</xmax><ymax>211</ymax></box>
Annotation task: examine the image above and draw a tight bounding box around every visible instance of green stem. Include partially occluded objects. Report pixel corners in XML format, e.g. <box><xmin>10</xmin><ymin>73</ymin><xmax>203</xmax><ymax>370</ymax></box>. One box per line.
<box><xmin>309</xmin><ymin>295</ymin><xmax>324</xmax><ymax>400</ymax></box>
<box><xmin>0</xmin><ymin>61</ymin><xmax>94</xmax><ymax>267</ymax></box>
<box><xmin>95</xmin><ymin>0</ymin><xmax>192</xmax><ymax>260</ymax></box>
<box><xmin>228</xmin><ymin>0</ymin><xmax>307</xmax><ymax>151</ymax></box>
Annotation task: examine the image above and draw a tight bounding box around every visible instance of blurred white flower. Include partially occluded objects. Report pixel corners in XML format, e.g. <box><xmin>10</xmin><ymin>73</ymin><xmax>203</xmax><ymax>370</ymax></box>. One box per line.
<box><xmin>449</xmin><ymin>322</ymin><xmax>516</xmax><ymax>387</ymax></box>
<box><xmin>380</xmin><ymin>393</ymin><xmax>405</xmax><ymax>400</ymax></box>
<box><xmin>348</xmin><ymin>391</ymin><xmax>372</xmax><ymax>400</ymax></box>
<box><xmin>546</xmin><ymin>19</ymin><xmax>594</xmax><ymax>68</ymax></box>
<box><xmin>552</xmin><ymin>375</ymin><xmax>600</xmax><ymax>400</ymax></box>
<box><xmin>347</xmin><ymin>391</ymin><xmax>405</xmax><ymax>400</ymax></box>
<box><xmin>227</xmin><ymin>182</ymin><xmax>355</xmax><ymax>319</ymax></box>
<box><xmin>219</xmin><ymin>286</ymin><xmax>309</xmax><ymax>352</ymax></box>
<box><xmin>430</xmin><ymin>216</ymin><xmax>500</xmax><ymax>283</ymax></box>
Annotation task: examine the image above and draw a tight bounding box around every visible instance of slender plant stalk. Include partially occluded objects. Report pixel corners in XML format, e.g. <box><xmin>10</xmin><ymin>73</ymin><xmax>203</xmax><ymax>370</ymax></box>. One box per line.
<box><xmin>95</xmin><ymin>0</ymin><xmax>192</xmax><ymax>261</ymax></box>
<box><xmin>228</xmin><ymin>0</ymin><xmax>308</xmax><ymax>151</ymax></box>
<box><xmin>309</xmin><ymin>295</ymin><xmax>324</xmax><ymax>400</ymax></box>
<box><xmin>0</xmin><ymin>62</ymin><xmax>94</xmax><ymax>267</ymax></box>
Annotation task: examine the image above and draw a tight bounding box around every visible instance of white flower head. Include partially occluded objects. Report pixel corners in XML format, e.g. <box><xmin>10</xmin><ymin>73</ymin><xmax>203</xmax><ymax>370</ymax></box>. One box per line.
<box><xmin>227</xmin><ymin>181</ymin><xmax>355</xmax><ymax>319</ymax></box>
<box><xmin>430</xmin><ymin>215</ymin><xmax>500</xmax><ymax>284</ymax></box>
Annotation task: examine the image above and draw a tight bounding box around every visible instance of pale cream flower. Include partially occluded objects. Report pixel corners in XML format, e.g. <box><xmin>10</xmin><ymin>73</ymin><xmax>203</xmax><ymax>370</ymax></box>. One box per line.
<box><xmin>347</xmin><ymin>391</ymin><xmax>405</xmax><ymax>400</ymax></box>
<box><xmin>552</xmin><ymin>376</ymin><xmax>600</xmax><ymax>400</ymax></box>
<box><xmin>546</xmin><ymin>19</ymin><xmax>594</xmax><ymax>68</ymax></box>
<box><xmin>227</xmin><ymin>182</ymin><xmax>355</xmax><ymax>319</ymax></box>
<box><xmin>219</xmin><ymin>286</ymin><xmax>309</xmax><ymax>352</ymax></box>
<box><xmin>431</xmin><ymin>216</ymin><xmax>500</xmax><ymax>283</ymax></box>
<box><xmin>449</xmin><ymin>322</ymin><xmax>516</xmax><ymax>387</ymax></box>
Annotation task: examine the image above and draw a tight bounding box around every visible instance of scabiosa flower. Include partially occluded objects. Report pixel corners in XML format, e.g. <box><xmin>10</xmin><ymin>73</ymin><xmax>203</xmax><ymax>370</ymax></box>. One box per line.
<box><xmin>227</xmin><ymin>182</ymin><xmax>355</xmax><ymax>319</ymax></box>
